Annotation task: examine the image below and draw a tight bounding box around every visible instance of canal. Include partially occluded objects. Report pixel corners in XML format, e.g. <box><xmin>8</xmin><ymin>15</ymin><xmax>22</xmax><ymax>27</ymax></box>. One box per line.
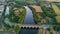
<box><xmin>19</xmin><ymin>6</ymin><xmax>38</xmax><ymax>34</ymax></box>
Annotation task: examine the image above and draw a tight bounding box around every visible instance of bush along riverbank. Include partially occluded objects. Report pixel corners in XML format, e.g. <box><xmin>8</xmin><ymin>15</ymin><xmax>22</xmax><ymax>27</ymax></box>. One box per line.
<box><xmin>18</xmin><ymin>7</ymin><xmax>26</xmax><ymax>24</ymax></box>
<box><xmin>29</xmin><ymin>6</ymin><xmax>42</xmax><ymax>25</ymax></box>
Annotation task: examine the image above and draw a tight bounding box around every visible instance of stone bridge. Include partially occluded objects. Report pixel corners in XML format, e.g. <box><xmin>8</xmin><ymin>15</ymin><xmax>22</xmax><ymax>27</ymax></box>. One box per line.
<box><xmin>18</xmin><ymin>24</ymin><xmax>58</xmax><ymax>29</ymax></box>
<box><xmin>19</xmin><ymin>24</ymin><xmax>45</xmax><ymax>29</ymax></box>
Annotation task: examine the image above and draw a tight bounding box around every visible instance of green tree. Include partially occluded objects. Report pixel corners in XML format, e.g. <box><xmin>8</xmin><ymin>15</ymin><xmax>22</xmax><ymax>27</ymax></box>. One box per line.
<box><xmin>14</xmin><ymin>25</ymin><xmax>20</xmax><ymax>32</ymax></box>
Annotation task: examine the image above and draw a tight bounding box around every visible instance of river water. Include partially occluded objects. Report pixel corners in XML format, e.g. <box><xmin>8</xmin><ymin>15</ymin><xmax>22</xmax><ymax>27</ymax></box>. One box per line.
<box><xmin>19</xmin><ymin>6</ymin><xmax>38</xmax><ymax>34</ymax></box>
<box><xmin>23</xmin><ymin>6</ymin><xmax>35</xmax><ymax>24</ymax></box>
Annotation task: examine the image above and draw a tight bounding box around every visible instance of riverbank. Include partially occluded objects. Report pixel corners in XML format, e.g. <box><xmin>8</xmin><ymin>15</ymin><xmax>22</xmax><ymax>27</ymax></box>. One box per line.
<box><xmin>29</xmin><ymin>6</ymin><xmax>42</xmax><ymax>25</ymax></box>
<box><xmin>18</xmin><ymin>7</ymin><xmax>26</xmax><ymax>24</ymax></box>
<box><xmin>19</xmin><ymin>6</ymin><xmax>38</xmax><ymax>34</ymax></box>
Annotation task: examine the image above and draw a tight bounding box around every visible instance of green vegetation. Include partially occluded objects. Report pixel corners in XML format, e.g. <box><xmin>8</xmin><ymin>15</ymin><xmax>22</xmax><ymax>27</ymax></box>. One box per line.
<box><xmin>40</xmin><ymin>3</ymin><xmax>60</xmax><ymax>31</ymax></box>
<box><xmin>57</xmin><ymin>5</ymin><xmax>60</xmax><ymax>9</ymax></box>
<box><xmin>15</xmin><ymin>0</ymin><xmax>35</xmax><ymax>2</ymax></box>
<box><xmin>2</xmin><ymin>1</ymin><xmax>60</xmax><ymax>33</ymax></box>
<box><xmin>50</xmin><ymin>32</ymin><xmax>53</xmax><ymax>34</ymax></box>
<box><xmin>3</xmin><ymin>23</ymin><xmax>11</xmax><ymax>30</ymax></box>
<box><xmin>15</xmin><ymin>0</ymin><xmax>24</xmax><ymax>2</ymax></box>
<box><xmin>2</xmin><ymin>5</ymin><xmax>11</xmax><ymax>31</ymax></box>
<box><xmin>14</xmin><ymin>25</ymin><xmax>20</xmax><ymax>32</ymax></box>
<box><xmin>29</xmin><ymin>6</ymin><xmax>41</xmax><ymax>25</ymax></box>
<box><xmin>41</xmin><ymin>5</ymin><xmax>57</xmax><ymax>24</ymax></box>
<box><xmin>8</xmin><ymin>3</ymin><xmax>26</xmax><ymax>24</ymax></box>
<box><xmin>2</xmin><ymin>5</ymin><xmax>7</xmax><ymax>20</ymax></box>
<box><xmin>53</xmin><ymin>25</ymin><xmax>60</xmax><ymax>31</ymax></box>
<box><xmin>41</xmin><ymin>6</ymin><xmax>56</xmax><ymax>18</ymax></box>
<box><xmin>3</xmin><ymin>3</ymin><xmax>26</xmax><ymax>32</ymax></box>
<box><xmin>18</xmin><ymin>7</ymin><xmax>26</xmax><ymax>24</ymax></box>
<box><xmin>2</xmin><ymin>5</ymin><xmax>6</xmax><ymax>16</ymax></box>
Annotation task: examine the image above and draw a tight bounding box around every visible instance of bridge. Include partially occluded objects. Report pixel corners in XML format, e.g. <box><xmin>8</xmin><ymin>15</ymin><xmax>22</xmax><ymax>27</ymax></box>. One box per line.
<box><xmin>19</xmin><ymin>24</ymin><xmax>41</xmax><ymax>29</ymax></box>
<box><xmin>18</xmin><ymin>24</ymin><xmax>60</xmax><ymax>29</ymax></box>
<box><xmin>18</xmin><ymin>24</ymin><xmax>51</xmax><ymax>29</ymax></box>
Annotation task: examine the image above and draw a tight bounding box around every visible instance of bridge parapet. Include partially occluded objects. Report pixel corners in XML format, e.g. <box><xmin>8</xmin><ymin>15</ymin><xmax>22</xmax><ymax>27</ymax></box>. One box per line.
<box><xmin>19</xmin><ymin>24</ymin><xmax>43</xmax><ymax>29</ymax></box>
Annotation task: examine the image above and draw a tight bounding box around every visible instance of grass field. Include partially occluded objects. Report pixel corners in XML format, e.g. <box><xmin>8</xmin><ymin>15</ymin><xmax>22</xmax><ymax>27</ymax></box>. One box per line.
<box><xmin>52</xmin><ymin>3</ymin><xmax>60</xmax><ymax>16</ymax></box>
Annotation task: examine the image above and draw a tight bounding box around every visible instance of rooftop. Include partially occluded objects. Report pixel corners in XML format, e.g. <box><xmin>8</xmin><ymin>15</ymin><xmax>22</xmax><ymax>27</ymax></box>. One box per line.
<box><xmin>31</xmin><ymin>5</ymin><xmax>43</xmax><ymax>13</ymax></box>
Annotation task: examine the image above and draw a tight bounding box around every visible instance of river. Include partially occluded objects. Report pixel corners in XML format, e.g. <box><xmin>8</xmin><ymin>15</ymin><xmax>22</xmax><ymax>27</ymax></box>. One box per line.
<box><xmin>19</xmin><ymin>6</ymin><xmax>38</xmax><ymax>34</ymax></box>
<box><xmin>1</xmin><ymin>5</ymin><xmax>60</xmax><ymax>34</ymax></box>
<box><xmin>23</xmin><ymin>6</ymin><xmax>35</xmax><ymax>24</ymax></box>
